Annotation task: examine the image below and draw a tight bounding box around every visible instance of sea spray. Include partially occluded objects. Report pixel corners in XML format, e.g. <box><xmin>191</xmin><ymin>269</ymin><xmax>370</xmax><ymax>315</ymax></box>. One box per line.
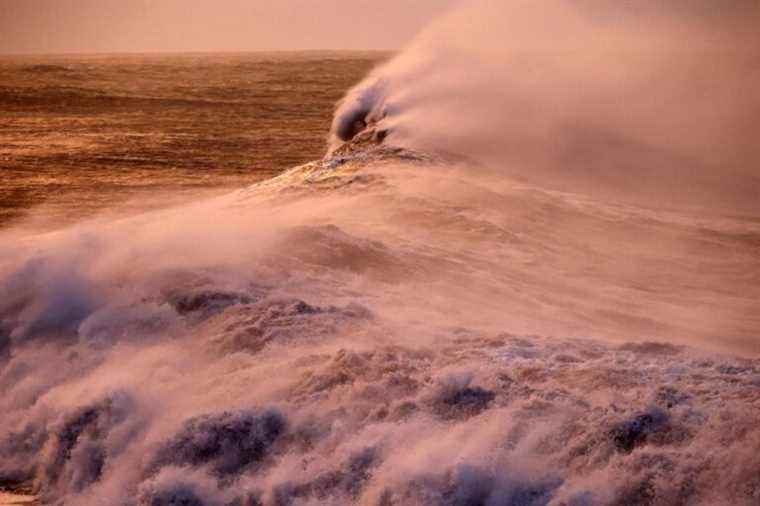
<box><xmin>332</xmin><ymin>0</ymin><xmax>760</xmax><ymax>212</ymax></box>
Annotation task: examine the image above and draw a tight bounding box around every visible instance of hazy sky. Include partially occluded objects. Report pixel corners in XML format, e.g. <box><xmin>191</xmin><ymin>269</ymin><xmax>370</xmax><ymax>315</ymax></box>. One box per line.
<box><xmin>0</xmin><ymin>0</ymin><xmax>457</xmax><ymax>54</ymax></box>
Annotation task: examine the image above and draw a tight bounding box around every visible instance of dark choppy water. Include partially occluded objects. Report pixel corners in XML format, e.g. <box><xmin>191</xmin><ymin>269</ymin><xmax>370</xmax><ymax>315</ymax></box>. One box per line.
<box><xmin>0</xmin><ymin>51</ymin><xmax>385</xmax><ymax>229</ymax></box>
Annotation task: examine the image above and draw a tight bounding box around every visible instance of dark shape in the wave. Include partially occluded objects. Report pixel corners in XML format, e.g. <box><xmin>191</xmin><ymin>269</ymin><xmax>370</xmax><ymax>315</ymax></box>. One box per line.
<box><xmin>36</xmin><ymin>392</ymin><xmax>133</xmax><ymax>499</ymax></box>
<box><xmin>432</xmin><ymin>382</ymin><xmax>496</xmax><ymax>421</ymax></box>
<box><xmin>0</xmin><ymin>334</ymin><xmax>9</xmax><ymax>362</ymax></box>
<box><xmin>609</xmin><ymin>408</ymin><xmax>668</xmax><ymax>453</ymax></box>
<box><xmin>435</xmin><ymin>387</ymin><xmax>496</xmax><ymax>421</ymax></box>
<box><xmin>140</xmin><ymin>484</ymin><xmax>206</xmax><ymax>506</ymax></box>
<box><xmin>273</xmin><ymin>446</ymin><xmax>378</xmax><ymax>505</ymax></box>
<box><xmin>612</xmin><ymin>478</ymin><xmax>657</xmax><ymax>506</ymax></box>
<box><xmin>45</xmin><ymin>407</ymin><xmax>101</xmax><ymax>488</ymax></box>
<box><xmin>0</xmin><ymin>257</ymin><xmax>94</xmax><ymax>343</ymax></box>
<box><xmin>334</xmin><ymin>105</ymin><xmax>371</xmax><ymax>142</ymax></box>
<box><xmin>0</xmin><ymin>424</ymin><xmax>46</xmax><ymax>491</ymax></box>
<box><xmin>167</xmin><ymin>290</ymin><xmax>255</xmax><ymax>316</ymax></box>
<box><xmin>378</xmin><ymin>464</ymin><xmax>561</xmax><ymax>506</ymax></box>
<box><xmin>148</xmin><ymin>408</ymin><xmax>286</xmax><ymax>479</ymax></box>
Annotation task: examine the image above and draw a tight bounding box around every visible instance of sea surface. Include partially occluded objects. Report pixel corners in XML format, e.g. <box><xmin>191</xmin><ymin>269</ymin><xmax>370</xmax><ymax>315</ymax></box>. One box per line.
<box><xmin>1</xmin><ymin>34</ymin><xmax>759</xmax><ymax>505</ymax></box>
<box><xmin>0</xmin><ymin>51</ymin><xmax>385</xmax><ymax>229</ymax></box>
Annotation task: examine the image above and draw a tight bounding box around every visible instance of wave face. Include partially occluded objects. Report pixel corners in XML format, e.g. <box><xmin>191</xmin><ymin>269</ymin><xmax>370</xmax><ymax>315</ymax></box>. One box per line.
<box><xmin>2</xmin><ymin>2</ymin><xmax>760</xmax><ymax>505</ymax></box>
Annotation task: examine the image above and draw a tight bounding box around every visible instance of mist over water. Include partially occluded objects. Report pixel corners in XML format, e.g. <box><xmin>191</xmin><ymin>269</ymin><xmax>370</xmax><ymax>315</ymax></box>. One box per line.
<box><xmin>2</xmin><ymin>2</ymin><xmax>760</xmax><ymax>505</ymax></box>
<box><xmin>332</xmin><ymin>0</ymin><xmax>760</xmax><ymax>213</ymax></box>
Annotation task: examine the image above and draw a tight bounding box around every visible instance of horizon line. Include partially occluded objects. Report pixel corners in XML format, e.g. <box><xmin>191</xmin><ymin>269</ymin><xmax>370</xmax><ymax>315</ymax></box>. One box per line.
<box><xmin>0</xmin><ymin>48</ymin><xmax>398</xmax><ymax>58</ymax></box>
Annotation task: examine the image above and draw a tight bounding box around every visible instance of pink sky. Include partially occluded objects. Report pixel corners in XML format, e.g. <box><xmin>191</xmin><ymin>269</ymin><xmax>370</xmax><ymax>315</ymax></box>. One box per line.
<box><xmin>0</xmin><ymin>0</ymin><xmax>457</xmax><ymax>54</ymax></box>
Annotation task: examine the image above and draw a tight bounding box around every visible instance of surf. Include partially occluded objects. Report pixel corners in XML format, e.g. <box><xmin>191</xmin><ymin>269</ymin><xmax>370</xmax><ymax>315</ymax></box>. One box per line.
<box><xmin>1</xmin><ymin>2</ymin><xmax>759</xmax><ymax>505</ymax></box>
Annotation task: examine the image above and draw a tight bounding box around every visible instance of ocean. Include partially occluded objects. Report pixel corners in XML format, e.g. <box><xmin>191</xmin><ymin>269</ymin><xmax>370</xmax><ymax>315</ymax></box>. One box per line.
<box><xmin>1</xmin><ymin>7</ymin><xmax>760</xmax><ymax>505</ymax></box>
<box><xmin>0</xmin><ymin>51</ymin><xmax>385</xmax><ymax>229</ymax></box>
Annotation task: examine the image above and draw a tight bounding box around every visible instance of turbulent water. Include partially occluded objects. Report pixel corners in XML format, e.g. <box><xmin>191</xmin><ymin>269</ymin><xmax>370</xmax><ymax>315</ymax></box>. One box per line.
<box><xmin>2</xmin><ymin>3</ymin><xmax>760</xmax><ymax>506</ymax></box>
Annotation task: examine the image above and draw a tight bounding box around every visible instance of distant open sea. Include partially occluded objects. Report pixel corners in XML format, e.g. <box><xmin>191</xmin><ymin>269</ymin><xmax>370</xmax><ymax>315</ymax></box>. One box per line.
<box><xmin>0</xmin><ymin>51</ymin><xmax>385</xmax><ymax>230</ymax></box>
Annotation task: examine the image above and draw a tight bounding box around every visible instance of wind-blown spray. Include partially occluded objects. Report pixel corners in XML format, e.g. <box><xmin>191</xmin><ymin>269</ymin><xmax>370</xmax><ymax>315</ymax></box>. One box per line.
<box><xmin>332</xmin><ymin>0</ymin><xmax>760</xmax><ymax>212</ymax></box>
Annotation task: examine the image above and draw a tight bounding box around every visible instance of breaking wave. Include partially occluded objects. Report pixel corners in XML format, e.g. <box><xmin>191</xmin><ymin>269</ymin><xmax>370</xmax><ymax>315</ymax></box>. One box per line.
<box><xmin>2</xmin><ymin>1</ymin><xmax>760</xmax><ymax>505</ymax></box>
<box><xmin>331</xmin><ymin>0</ymin><xmax>760</xmax><ymax>214</ymax></box>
